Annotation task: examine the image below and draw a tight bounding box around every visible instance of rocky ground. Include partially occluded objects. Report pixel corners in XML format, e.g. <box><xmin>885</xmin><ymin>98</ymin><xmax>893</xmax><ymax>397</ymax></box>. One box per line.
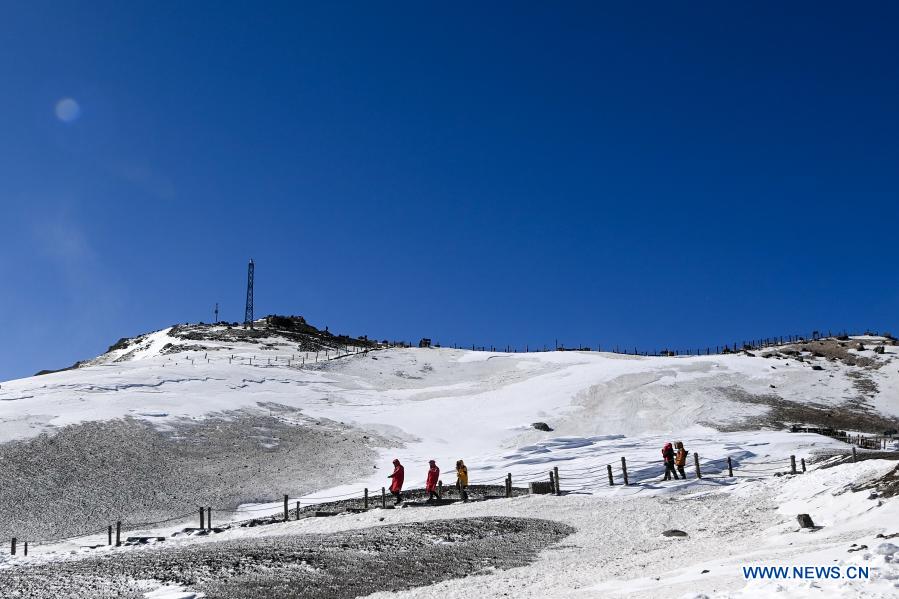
<box><xmin>0</xmin><ymin>517</ymin><xmax>574</xmax><ymax>598</ymax></box>
<box><xmin>164</xmin><ymin>316</ymin><xmax>376</xmax><ymax>353</ymax></box>
<box><xmin>0</xmin><ymin>407</ymin><xmax>397</xmax><ymax>541</ymax></box>
<box><xmin>714</xmin><ymin>385</ymin><xmax>899</xmax><ymax>433</ymax></box>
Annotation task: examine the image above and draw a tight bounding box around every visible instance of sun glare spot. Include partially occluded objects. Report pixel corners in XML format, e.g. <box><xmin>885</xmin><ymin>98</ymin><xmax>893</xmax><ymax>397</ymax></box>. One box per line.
<box><xmin>55</xmin><ymin>98</ymin><xmax>81</xmax><ymax>122</ymax></box>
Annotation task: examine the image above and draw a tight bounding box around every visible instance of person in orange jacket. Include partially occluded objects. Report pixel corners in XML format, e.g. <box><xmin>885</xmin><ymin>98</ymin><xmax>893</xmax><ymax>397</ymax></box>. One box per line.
<box><xmin>456</xmin><ymin>459</ymin><xmax>469</xmax><ymax>502</ymax></box>
<box><xmin>426</xmin><ymin>460</ymin><xmax>440</xmax><ymax>501</ymax></box>
<box><xmin>674</xmin><ymin>441</ymin><xmax>688</xmax><ymax>479</ymax></box>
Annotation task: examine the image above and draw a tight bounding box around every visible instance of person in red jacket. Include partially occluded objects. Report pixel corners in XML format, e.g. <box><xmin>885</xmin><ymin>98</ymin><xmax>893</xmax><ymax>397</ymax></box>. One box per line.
<box><xmin>426</xmin><ymin>460</ymin><xmax>440</xmax><ymax>501</ymax></box>
<box><xmin>388</xmin><ymin>459</ymin><xmax>404</xmax><ymax>504</ymax></box>
<box><xmin>662</xmin><ymin>442</ymin><xmax>679</xmax><ymax>481</ymax></box>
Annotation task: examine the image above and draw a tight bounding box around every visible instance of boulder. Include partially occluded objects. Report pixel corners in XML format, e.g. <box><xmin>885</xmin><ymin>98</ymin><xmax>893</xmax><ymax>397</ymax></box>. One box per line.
<box><xmin>797</xmin><ymin>514</ymin><xmax>815</xmax><ymax>528</ymax></box>
<box><xmin>528</xmin><ymin>481</ymin><xmax>555</xmax><ymax>495</ymax></box>
<box><xmin>532</xmin><ymin>422</ymin><xmax>554</xmax><ymax>432</ymax></box>
<box><xmin>662</xmin><ymin>529</ymin><xmax>688</xmax><ymax>537</ymax></box>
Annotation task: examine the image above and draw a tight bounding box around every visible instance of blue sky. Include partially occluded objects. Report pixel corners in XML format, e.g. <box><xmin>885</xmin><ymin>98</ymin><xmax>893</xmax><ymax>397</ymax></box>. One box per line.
<box><xmin>1</xmin><ymin>2</ymin><xmax>898</xmax><ymax>381</ymax></box>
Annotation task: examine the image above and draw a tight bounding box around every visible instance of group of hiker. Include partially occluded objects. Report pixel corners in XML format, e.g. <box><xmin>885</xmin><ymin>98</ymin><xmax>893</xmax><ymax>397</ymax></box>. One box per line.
<box><xmin>388</xmin><ymin>458</ymin><xmax>469</xmax><ymax>504</ymax></box>
<box><xmin>661</xmin><ymin>441</ymin><xmax>689</xmax><ymax>480</ymax></box>
<box><xmin>386</xmin><ymin>443</ymin><xmax>689</xmax><ymax>501</ymax></box>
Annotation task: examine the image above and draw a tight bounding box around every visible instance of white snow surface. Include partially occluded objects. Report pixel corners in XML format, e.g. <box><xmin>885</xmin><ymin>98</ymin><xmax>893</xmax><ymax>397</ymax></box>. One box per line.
<box><xmin>8</xmin><ymin>461</ymin><xmax>897</xmax><ymax>598</ymax></box>
<box><xmin>2</xmin><ymin>329</ymin><xmax>899</xmax><ymax>597</ymax></box>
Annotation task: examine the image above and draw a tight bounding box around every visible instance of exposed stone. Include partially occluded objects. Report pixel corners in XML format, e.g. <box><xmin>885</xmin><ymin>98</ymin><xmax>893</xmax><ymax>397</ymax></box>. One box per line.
<box><xmin>662</xmin><ymin>529</ymin><xmax>688</xmax><ymax>537</ymax></box>
<box><xmin>797</xmin><ymin>513</ymin><xmax>815</xmax><ymax>528</ymax></box>
<box><xmin>528</xmin><ymin>481</ymin><xmax>555</xmax><ymax>495</ymax></box>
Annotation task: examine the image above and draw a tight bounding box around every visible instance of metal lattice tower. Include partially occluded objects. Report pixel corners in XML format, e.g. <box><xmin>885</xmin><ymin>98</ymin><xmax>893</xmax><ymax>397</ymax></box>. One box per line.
<box><xmin>214</xmin><ymin>302</ymin><xmax>219</xmax><ymax>323</ymax></box>
<box><xmin>244</xmin><ymin>259</ymin><xmax>254</xmax><ymax>329</ymax></box>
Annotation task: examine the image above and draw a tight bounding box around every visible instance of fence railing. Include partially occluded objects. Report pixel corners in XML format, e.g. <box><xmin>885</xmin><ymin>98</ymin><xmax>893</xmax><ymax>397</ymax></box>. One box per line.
<box><xmin>4</xmin><ymin>451</ymin><xmax>843</xmax><ymax>558</ymax></box>
<box><xmin>792</xmin><ymin>427</ymin><xmax>897</xmax><ymax>450</ymax></box>
<box><xmin>148</xmin><ymin>343</ymin><xmax>376</xmax><ymax>370</ymax></box>
<box><xmin>428</xmin><ymin>329</ymin><xmax>893</xmax><ymax>358</ymax></box>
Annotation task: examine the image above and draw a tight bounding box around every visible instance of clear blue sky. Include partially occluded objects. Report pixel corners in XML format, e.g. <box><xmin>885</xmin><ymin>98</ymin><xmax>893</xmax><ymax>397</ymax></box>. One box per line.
<box><xmin>1</xmin><ymin>2</ymin><xmax>898</xmax><ymax>381</ymax></box>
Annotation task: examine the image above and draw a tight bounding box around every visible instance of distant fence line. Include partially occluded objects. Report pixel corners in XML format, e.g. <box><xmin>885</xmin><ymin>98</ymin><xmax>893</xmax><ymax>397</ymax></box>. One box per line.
<box><xmin>153</xmin><ymin>329</ymin><xmax>892</xmax><ymax>363</ymax></box>
<box><xmin>154</xmin><ymin>344</ymin><xmax>374</xmax><ymax>369</ymax></box>
<box><xmin>403</xmin><ymin>328</ymin><xmax>892</xmax><ymax>357</ymax></box>
<box><xmin>792</xmin><ymin>426</ymin><xmax>897</xmax><ymax>450</ymax></box>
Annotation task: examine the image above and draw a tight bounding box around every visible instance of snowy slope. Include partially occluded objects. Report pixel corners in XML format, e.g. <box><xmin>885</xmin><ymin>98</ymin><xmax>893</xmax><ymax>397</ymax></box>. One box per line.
<box><xmin>1</xmin><ymin>325</ymin><xmax>898</xmax><ymax>597</ymax></box>
<box><xmin>1</xmin><ymin>329</ymin><xmax>897</xmax><ymax>487</ymax></box>
<box><xmin>0</xmin><ymin>327</ymin><xmax>896</xmax><ymax>519</ymax></box>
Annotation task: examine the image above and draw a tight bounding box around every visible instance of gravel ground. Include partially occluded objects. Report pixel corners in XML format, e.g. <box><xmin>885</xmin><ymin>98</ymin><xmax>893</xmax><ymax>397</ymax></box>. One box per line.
<box><xmin>0</xmin><ymin>517</ymin><xmax>574</xmax><ymax>598</ymax></box>
<box><xmin>714</xmin><ymin>385</ymin><xmax>899</xmax><ymax>433</ymax></box>
<box><xmin>0</xmin><ymin>408</ymin><xmax>396</xmax><ymax>540</ymax></box>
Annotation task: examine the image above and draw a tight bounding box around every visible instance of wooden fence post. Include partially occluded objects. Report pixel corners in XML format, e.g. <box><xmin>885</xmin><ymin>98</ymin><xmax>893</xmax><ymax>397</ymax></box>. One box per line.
<box><xmin>10</xmin><ymin>538</ymin><xmax>15</xmax><ymax>556</ymax></box>
<box><xmin>621</xmin><ymin>457</ymin><xmax>629</xmax><ymax>486</ymax></box>
<box><xmin>200</xmin><ymin>508</ymin><xmax>205</xmax><ymax>529</ymax></box>
<box><xmin>607</xmin><ymin>464</ymin><xmax>614</xmax><ymax>486</ymax></box>
<box><xmin>108</xmin><ymin>525</ymin><xmax>112</xmax><ymax>546</ymax></box>
<box><xmin>506</xmin><ymin>473</ymin><xmax>512</xmax><ymax>497</ymax></box>
<box><xmin>116</xmin><ymin>521</ymin><xmax>121</xmax><ymax>547</ymax></box>
<box><xmin>23</xmin><ymin>541</ymin><xmax>27</xmax><ymax>556</ymax></box>
<box><xmin>549</xmin><ymin>470</ymin><xmax>555</xmax><ymax>494</ymax></box>
<box><xmin>437</xmin><ymin>480</ymin><xmax>443</xmax><ymax>499</ymax></box>
<box><xmin>207</xmin><ymin>507</ymin><xmax>212</xmax><ymax>530</ymax></box>
<box><xmin>364</xmin><ymin>488</ymin><xmax>369</xmax><ymax>509</ymax></box>
<box><xmin>852</xmin><ymin>446</ymin><xmax>857</xmax><ymax>463</ymax></box>
<box><xmin>296</xmin><ymin>501</ymin><xmax>301</xmax><ymax>520</ymax></box>
<box><xmin>790</xmin><ymin>455</ymin><xmax>797</xmax><ymax>475</ymax></box>
<box><xmin>382</xmin><ymin>487</ymin><xmax>386</xmax><ymax>508</ymax></box>
<box><xmin>727</xmin><ymin>456</ymin><xmax>733</xmax><ymax>477</ymax></box>
<box><xmin>801</xmin><ymin>458</ymin><xmax>806</xmax><ymax>473</ymax></box>
<box><xmin>553</xmin><ymin>466</ymin><xmax>561</xmax><ymax>495</ymax></box>
<box><xmin>284</xmin><ymin>494</ymin><xmax>289</xmax><ymax>521</ymax></box>
<box><xmin>693</xmin><ymin>453</ymin><xmax>702</xmax><ymax>479</ymax></box>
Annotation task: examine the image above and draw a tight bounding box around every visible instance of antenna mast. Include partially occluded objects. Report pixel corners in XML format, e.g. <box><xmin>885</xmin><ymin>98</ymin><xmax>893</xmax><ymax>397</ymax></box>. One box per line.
<box><xmin>244</xmin><ymin>259</ymin><xmax>255</xmax><ymax>329</ymax></box>
<box><xmin>214</xmin><ymin>302</ymin><xmax>219</xmax><ymax>324</ymax></box>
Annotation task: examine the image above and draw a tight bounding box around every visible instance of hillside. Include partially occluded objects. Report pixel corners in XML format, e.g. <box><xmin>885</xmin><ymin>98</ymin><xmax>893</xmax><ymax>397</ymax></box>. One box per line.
<box><xmin>1</xmin><ymin>321</ymin><xmax>898</xmax><ymax>597</ymax></box>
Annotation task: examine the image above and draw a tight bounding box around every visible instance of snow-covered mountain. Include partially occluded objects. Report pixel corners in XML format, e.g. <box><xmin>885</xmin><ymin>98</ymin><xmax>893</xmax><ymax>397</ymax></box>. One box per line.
<box><xmin>1</xmin><ymin>320</ymin><xmax>898</xmax><ymax>597</ymax></box>
<box><xmin>3</xmin><ymin>321</ymin><xmax>897</xmax><ymax>455</ymax></box>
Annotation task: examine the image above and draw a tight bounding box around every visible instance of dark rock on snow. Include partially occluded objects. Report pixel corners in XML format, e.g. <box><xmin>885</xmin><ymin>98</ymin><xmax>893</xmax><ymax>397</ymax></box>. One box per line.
<box><xmin>662</xmin><ymin>529</ymin><xmax>688</xmax><ymax>537</ymax></box>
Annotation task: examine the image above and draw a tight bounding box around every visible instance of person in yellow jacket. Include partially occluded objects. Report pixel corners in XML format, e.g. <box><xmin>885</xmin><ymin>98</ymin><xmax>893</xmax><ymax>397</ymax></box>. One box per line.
<box><xmin>674</xmin><ymin>441</ymin><xmax>688</xmax><ymax>479</ymax></box>
<box><xmin>456</xmin><ymin>459</ymin><xmax>469</xmax><ymax>502</ymax></box>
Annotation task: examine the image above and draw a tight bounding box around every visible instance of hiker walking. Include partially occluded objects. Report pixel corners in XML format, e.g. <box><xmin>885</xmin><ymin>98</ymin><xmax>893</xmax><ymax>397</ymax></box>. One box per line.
<box><xmin>456</xmin><ymin>459</ymin><xmax>469</xmax><ymax>502</ymax></box>
<box><xmin>674</xmin><ymin>441</ymin><xmax>688</xmax><ymax>479</ymax></box>
<box><xmin>426</xmin><ymin>460</ymin><xmax>440</xmax><ymax>501</ymax></box>
<box><xmin>388</xmin><ymin>459</ymin><xmax>405</xmax><ymax>504</ymax></box>
<box><xmin>662</xmin><ymin>442</ymin><xmax>679</xmax><ymax>481</ymax></box>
